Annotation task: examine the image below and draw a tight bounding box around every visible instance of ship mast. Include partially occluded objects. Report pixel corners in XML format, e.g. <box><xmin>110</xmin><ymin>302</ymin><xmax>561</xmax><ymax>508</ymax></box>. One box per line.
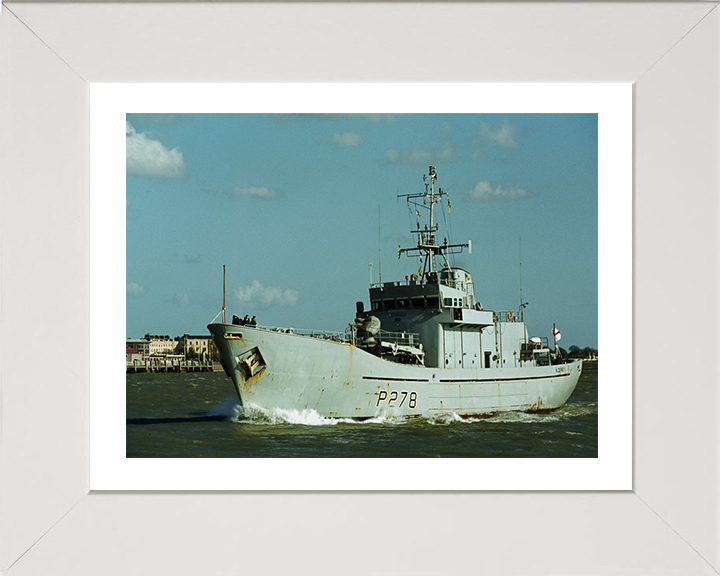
<box><xmin>428</xmin><ymin>166</ymin><xmax>436</xmax><ymax>273</ymax></box>
<box><xmin>397</xmin><ymin>166</ymin><xmax>470</xmax><ymax>280</ymax></box>
<box><xmin>222</xmin><ymin>264</ymin><xmax>226</xmax><ymax>323</ymax></box>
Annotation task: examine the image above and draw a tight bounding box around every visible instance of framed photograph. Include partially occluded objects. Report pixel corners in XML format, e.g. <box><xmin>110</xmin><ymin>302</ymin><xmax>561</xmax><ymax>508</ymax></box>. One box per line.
<box><xmin>96</xmin><ymin>84</ymin><xmax>628</xmax><ymax>491</ymax></box>
<box><xmin>2</xmin><ymin>3</ymin><xmax>718</xmax><ymax>574</ymax></box>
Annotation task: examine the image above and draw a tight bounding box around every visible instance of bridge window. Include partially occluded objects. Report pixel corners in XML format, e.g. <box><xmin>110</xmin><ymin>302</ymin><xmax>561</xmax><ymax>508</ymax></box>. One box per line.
<box><xmin>383</xmin><ymin>300</ymin><xmax>397</xmax><ymax>310</ymax></box>
<box><xmin>427</xmin><ymin>296</ymin><xmax>439</xmax><ymax>308</ymax></box>
<box><xmin>443</xmin><ymin>298</ymin><xmax>452</xmax><ymax>307</ymax></box>
<box><xmin>371</xmin><ymin>301</ymin><xmax>381</xmax><ymax>310</ymax></box>
<box><xmin>397</xmin><ymin>299</ymin><xmax>409</xmax><ymax>309</ymax></box>
<box><xmin>411</xmin><ymin>297</ymin><xmax>424</xmax><ymax>308</ymax></box>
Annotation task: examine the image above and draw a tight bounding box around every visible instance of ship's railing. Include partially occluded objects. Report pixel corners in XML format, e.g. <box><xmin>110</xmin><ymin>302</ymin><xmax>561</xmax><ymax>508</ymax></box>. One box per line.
<box><xmin>520</xmin><ymin>337</ymin><xmax>549</xmax><ymax>362</ymax></box>
<box><xmin>378</xmin><ymin>330</ymin><xmax>421</xmax><ymax>347</ymax></box>
<box><xmin>496</xmin><ymin>310</ymin><xmax>521</xmax><ymax>322</ymax></box>
<box><xmin>370</xmin><ymin>276</ymin><xmax>432</xmax><ymax>289</ymax></box>
<box><xmin>369</xmin><ymin>273</ymin><xmax>472</xmax><ymax>291</ymax></box>
<box><xmin>441</xmin><ymin>278</ymin><xmax>465</xmax><ymax>290</ymax></box>
<box><xmin>256</xmin><ymin>325</ymin><xmax>352</xmax><ymax>343</ymax></box>
<box><xmin>526</xmin><ymin>336</ymin><xmax>549</xmax><ymax>349</ymax></box>
<box><xmin>253</xmin><ymin>324</ymin><xmax>421</xmax><ymax>347</ymax></box>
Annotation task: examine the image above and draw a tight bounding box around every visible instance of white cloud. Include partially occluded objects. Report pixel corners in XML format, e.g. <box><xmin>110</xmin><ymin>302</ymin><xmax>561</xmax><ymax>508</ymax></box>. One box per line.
<box><xmin>127</xmin><ymin>282</ymin><xmax>145</xmax><ymax>295</ymax></box>
<box><xmin>468</xmin><ymin>181</ymin><xmax>533</xmax><ymax>201</ymax></box>
<box><xmin>235</xmin><ymin>280</ymin><xmax>299</xmax><ymax>307</ymax></box>
<box><xmin>332</xmin><ymin>131</ymin><xmax>364</xmax><ymax>146</ymax></box>
<box><xmin>274</xmin><ymin>113</ymin><xmax>396</xmax><ymax>123</ymax></box>
<box><xmin>127</xmin><ymin>113</ymin><xmax>194</xmax><ymax>126</ymax></box>
<box><xmin>362</xmin><ymin>113</ymin><xmax>396</xmax><ymax>123</ymax></box>
<box><xmin>471</xmin><ymin>149</ymin><xmax>486</xmax><ymax>161</ymax></box>
<box><xmin>175</xmin><ymin>291</ymin><xmax>190</xmax><ymax>306</ymax></box>
<box><xmin>480</xmin><ymin>118</ymin><xmax>518</xmax><ymax>148</ymax></box>
<box><xmin>385</xmin><ymin>144</ymin><xmax>454</xmax><ymax>164</ymax></box>
<box><xmin>126</xmin><ymin>121</ymin><xmax>186</xmax><ymax>179</ymax></box>
<box><xmin>226</xmin><ymin>187</ymin><xmax>280</xmax><ymax>199</ymax></box>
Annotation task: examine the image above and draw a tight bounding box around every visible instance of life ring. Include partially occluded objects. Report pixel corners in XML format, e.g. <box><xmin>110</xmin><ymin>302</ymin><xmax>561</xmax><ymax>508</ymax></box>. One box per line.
<box><xmin>508</xmin><ymin>311</ymin><xmax>514</xmax><ymax>321</ymax></box>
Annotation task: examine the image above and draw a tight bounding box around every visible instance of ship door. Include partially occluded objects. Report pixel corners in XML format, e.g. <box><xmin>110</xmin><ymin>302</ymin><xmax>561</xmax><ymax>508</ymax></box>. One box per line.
<box><xmin>443</xmin><ymin>327</ymin><xmax>464</xmax><ymax>368</ymax></box>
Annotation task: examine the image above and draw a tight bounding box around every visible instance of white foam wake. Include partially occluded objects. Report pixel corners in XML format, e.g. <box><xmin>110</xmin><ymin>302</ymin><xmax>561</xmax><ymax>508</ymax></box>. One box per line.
<box><xmin>238</xmin><ymin>405</ymin><xmax>401</xmax><ymax>425</ymax></box>
<box><xmin>207</xmin><ymin>395</ymin><xmax>243</xmax><ymax>421</ymax></box>
<box><xmin>206</xmin><ymin>397</ymin><xmax>595</xmax><ymax>426</ymax></box>
<box><xmin>206</xmin><ymin>399</ymin><xmax>414</xmax><ymax>426</ymax></box>
<box><xmin>243</xmin><ymin>405</ymin><xmax>348</xmax><ymax>425</ymax></box>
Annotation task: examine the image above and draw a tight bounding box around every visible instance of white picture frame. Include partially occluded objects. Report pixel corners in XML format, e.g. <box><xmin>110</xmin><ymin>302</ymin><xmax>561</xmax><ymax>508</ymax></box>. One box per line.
<box><xmin>1</xmin><ymin>2</ymin><xmax>718</xmax><ymax>574</ymax></box>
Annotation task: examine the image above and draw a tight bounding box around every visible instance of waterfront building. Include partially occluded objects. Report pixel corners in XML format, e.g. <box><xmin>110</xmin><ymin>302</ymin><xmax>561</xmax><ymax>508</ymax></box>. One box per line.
<box><xmin>177</xmin><ymin>334</ymin><xmax>218</xmax><ymax>361</ymax></box>
<box><xmin>126</xmin><ymin>334</ymin><xmax>219</xmax><ymax>362</ymax></box>
<box><xmin>126</xmin><ymin>335</ymin><xmax>178</xmax><ymax>358</ymax></box>
<box><xmin>146</xmin><ymin>335</ymin><xmax>177</xmax><ymax>356</ymax></box>
<box><xmin>126</xmin><ymin>338</ymin><xmax>150</xmax><ymax>356</ymax></box>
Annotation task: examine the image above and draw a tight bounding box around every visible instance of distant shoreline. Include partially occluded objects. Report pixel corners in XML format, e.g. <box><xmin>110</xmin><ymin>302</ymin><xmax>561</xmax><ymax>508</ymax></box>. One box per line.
<box><xmin>126</xmin><ymin>360</ymin><xmax>224</xmax><ymax>374</ymax></box>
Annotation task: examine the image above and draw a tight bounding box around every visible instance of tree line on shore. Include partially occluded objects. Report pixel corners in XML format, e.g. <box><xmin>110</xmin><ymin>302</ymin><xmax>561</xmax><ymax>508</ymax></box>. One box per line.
<box><xmin>558</xmin><ymin>345</ymin><xmax>598</xmax><ymax>359</ymax></box>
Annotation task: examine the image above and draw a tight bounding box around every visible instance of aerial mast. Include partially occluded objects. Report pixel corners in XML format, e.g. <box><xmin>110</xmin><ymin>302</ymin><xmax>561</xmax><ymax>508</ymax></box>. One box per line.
<box><xmin>378</xmin><ymin>205</ymin><xmax>382</xmax><ymax>285</ymax></box>
<box><xmin>222</xmin><ymin>264</ymin><xmax>226</xmax><ymax>323</ymax></box>
<box><xmin>519</xmin><ymin>238</ymin><xmax>523</xmax><ymax>321</ymax></box>
<box><xmin>428</xmin><ymin>165</ymin><xmax>436</xmax><ymax>274</ymax></box>
<box><xmin>397</xmin><ymin>166</ymin><xmax>470</xmax><ymax>281</ymax></box>
<box><xmin>519</xmin><ymin>238</ymin><xmax>529</xmax><ymax>321</ymax></box>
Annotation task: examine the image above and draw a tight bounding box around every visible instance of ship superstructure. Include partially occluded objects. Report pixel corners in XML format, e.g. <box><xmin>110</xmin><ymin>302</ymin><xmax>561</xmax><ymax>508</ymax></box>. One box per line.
<box><xmin>208</xmin><ymin>167</ymin><xmax>581</xmax><ymax>418</ymax></box>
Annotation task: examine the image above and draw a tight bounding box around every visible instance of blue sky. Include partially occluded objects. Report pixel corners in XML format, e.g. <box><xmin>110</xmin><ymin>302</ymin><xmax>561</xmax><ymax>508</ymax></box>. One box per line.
<box><xmin>126</xmin><ymin>113</ymin><xmax>598</xmax><ymax>348</ymax></box>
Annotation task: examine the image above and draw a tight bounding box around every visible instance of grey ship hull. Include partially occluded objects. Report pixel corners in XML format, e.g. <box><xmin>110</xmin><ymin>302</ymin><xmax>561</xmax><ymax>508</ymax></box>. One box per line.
<box><xmin>208</xmin><ymin>323</ymin><xmax>582</xmax><ymax>419</ymax></box>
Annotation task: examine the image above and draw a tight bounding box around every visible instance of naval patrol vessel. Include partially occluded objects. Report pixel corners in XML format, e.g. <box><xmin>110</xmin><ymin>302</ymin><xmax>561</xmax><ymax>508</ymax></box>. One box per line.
<box><xmin>208</xmin><ymin>166</ymin><xmax>582</xmax><ymax>418</ymax></box>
